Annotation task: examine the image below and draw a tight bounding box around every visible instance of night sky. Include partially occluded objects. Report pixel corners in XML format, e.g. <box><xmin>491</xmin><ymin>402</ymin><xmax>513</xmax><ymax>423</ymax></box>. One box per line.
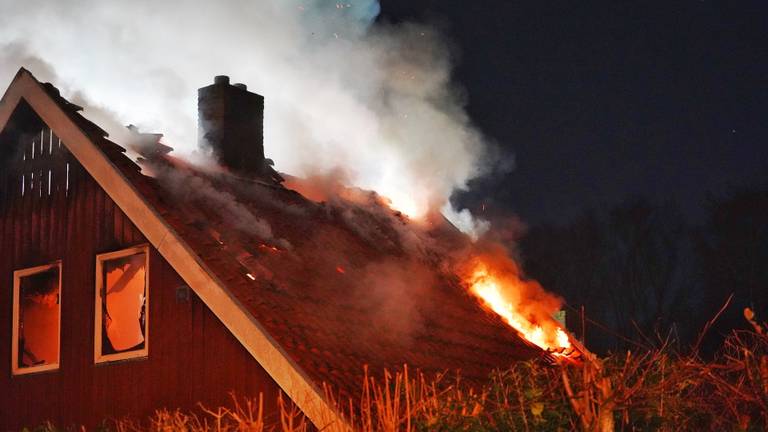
<box><xmin>380</xmin><ymin>1</ymin><xmax>767</xmax><ymax>225</ymax></box>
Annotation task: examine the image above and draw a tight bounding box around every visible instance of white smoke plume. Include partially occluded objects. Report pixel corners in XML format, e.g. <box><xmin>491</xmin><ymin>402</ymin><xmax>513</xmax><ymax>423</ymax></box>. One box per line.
<box><xmin>150</xmin><ymin>162</ymin><xmax>292</xmax><ymax>250</ymax></box>
<box><xmin>0</xmin><ymin>0</ymin><xmax>488</xmax><ymax>229</ymax></box>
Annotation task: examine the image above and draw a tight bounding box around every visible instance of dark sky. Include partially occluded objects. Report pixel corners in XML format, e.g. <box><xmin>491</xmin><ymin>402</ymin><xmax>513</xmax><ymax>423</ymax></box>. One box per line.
<box><xmin>379</xmin><ymin>1</ymin><xmax>768</xmax><ymax>225</ymax></box>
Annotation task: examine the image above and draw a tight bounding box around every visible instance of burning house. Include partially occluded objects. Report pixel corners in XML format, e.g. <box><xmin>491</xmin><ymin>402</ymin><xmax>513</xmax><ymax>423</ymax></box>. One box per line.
<box><xmin>0</xmin><ymin>69</ymin><xmax>574</xmax><ymax>430</ymax></box>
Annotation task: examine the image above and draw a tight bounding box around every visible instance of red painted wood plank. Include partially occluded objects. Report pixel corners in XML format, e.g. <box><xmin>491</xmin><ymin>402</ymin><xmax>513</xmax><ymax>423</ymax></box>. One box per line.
<box><xmin>1</xmin><ymin>151</ymin><xmax>286</xmax><ymax>431</ymax></box>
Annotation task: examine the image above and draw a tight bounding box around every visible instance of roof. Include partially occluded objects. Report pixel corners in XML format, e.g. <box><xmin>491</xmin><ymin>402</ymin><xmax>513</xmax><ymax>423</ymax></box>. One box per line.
<box><xmin>0</xmin><ymin>68</ymin><xmax>542</xmax><ymax>429</ymax></box>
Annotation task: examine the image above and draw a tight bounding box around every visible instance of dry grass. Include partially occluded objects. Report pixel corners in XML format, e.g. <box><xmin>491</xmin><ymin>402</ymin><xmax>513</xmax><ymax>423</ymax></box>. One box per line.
<box><xmin>103</xmin><ymin>393</ymin><xmax>308</xmax><ymax>432</ymax></box>
<box><xmin>24</xmin><ymin>312</ymin><xmax>768</xmax><ymax>432</ymax></box>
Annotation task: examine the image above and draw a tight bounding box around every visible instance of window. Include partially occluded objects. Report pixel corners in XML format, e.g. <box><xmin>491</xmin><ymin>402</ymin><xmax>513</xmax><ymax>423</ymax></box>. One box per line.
<box><xmin>95</xmin><ymin>246</ymin><xmax>149</xmax><ymax>363</ymax></box>
<box><xmin>12</xmin><ymin>262</ymin><xmax>62</xmax><ymax>375</ymax></box>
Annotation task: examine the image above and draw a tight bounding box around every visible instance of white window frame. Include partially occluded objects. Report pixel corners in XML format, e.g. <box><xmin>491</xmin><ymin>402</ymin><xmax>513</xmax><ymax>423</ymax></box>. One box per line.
<box><xmin>94</xmin><ymin>245</ymin><xmax>150</xmax><ymax>363</ymax></box>
<box><xmin>11</xmin><ymin>261</ymin><xmax>62</xmax><ymax>376</ymax></box>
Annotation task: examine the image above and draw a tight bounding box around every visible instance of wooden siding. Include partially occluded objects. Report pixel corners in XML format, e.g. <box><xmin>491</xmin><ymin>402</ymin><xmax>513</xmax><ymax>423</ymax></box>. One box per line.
<box><xmin>0</xmin><ymin>112</ymin><xmax>286</xmax><ymax>429</ymax></box>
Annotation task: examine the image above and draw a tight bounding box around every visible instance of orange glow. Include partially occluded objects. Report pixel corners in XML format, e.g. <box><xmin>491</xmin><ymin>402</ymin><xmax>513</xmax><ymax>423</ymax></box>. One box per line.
<box><xmin>463</xmin><ymin>256</ymin><xmax>573</xmax><ymax>357</ymax></box>
<box><xmin>104</xmin><ymin>255</ymin><xmax>146</xmax><ymax>352</ymax></box>
<box><xmin>259</xmin><ymin>244</ymin><xmax>280</xmax><ymax>252</ymax></box>
<box><xmin>381</xmin><ymin>190</ymin><xmax>425</xmax><ymax>219</ymax></box>
<box><xmin>283</xmin><ymin>173</ymin><xmax>426</xmax><ymax>220</ymax></box>
<box><xmin>19</xmin><ymin>289</ymin><xmax>59</xmax><ymax>367</ymax></box>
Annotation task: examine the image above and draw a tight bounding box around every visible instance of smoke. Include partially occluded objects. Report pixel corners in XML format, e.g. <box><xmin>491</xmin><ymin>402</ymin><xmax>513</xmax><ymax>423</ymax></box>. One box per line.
<box><xmin>284</xmin><ymin>169</ymin><xmax>447</xmax><ymax>258</ymax></box>
<box><xmin>0</xmin><ymin>42</ymin><xmax>57</xmax><ymax>85</ymax></box>
<box><xmin>0</xmin><ymin>42</ymin><xmax>157</xmax><ymax>151</ymax></box>
<box><xmin>0</xmin><ymin>2</ymin><xmax>576</xmax><ymax>351</ymax></box>
<box><xmin>150</xmin><ymin>162</ymin><xmax>291</xmax><ymax>250</ymax></box>
<box><xmin>354</xmin><ymin>259</ymin><xmax>436</xmax><ymax>344</ymax></box>
<box><xmin>0</xmin><ymin>0</ymin><xmax>488</xmax><ymax>226</ymax></box>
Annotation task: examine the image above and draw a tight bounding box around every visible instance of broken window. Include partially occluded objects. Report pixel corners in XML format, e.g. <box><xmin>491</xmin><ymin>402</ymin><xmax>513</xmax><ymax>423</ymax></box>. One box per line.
<box><xmin>95</xmin><ymin>246</ymin><xmax>149</xmax><ymax>363</ymax></box>
<box><xmin>12</xmin><ymin>262</ymin><xmax>61</xmax><ymax>375</ymax></box>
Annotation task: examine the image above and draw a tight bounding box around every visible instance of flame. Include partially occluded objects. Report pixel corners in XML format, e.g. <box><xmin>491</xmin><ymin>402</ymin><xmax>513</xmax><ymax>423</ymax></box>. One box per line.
<box><xmin>381</xmin><ymin>190</ymin><xmax>427</xmax><ymax>219</ymax></box>
<box><xmin>465</xmin><ymin>261</ymin><xmax>572</xmax><ymax>356</ymax></box>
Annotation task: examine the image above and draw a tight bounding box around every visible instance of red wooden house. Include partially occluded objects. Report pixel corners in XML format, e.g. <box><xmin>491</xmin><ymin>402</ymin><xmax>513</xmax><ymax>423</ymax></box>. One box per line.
<box><xmin>0</xmin><ymin>69</ymin><xmax>540</xmax><ymax>430</ymax></box>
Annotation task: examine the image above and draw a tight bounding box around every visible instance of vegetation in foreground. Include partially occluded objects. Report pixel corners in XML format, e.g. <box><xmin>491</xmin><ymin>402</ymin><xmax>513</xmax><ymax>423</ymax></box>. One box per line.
<box><xmin>23</xmin><ymin>310</ymin><xmax>766</xmax><ymax>432</ymax></box>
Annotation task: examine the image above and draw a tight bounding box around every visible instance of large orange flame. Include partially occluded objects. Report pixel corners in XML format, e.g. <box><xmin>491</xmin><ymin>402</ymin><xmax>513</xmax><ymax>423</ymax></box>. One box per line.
<box><xmin>463</xmin><ymin>254</ymin><xmax>573</xmax><ymax>357</ymax></box>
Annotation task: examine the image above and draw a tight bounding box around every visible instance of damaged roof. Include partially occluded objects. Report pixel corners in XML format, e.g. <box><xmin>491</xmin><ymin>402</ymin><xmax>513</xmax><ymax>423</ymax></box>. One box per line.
<box><xmin>0</xmin><ymin>68</ymin><xmax>542</xmax><ymax>430</ymax></box>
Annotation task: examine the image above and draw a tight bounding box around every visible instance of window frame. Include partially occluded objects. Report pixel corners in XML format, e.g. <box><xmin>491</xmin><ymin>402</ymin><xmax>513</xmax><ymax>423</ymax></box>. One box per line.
<box><xmin>94</xmin><ymin>245</ymin><xmax>150</xmax><ymax>364</ymax></box>
<box><xmin>11</xmin><ymin>261</ymin><xmax>62</xmax><ymax>376</ymax></box>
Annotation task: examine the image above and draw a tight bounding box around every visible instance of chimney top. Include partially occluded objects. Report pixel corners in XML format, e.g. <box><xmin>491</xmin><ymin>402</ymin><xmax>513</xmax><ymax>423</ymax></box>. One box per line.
<box><xmin>198</xmin><ymin>75</ymin><xmax>268</xmax><ymax>178</ymax></box>
<box><xmin>197</xmin><ymin>75</ymin><xmax>283</xmax><ymax>183</ymax></box>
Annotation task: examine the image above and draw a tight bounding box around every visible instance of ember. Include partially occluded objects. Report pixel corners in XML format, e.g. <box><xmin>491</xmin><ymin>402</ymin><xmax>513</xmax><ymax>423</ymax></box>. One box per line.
<box><xmin>259</xmin><ymin>244</ymin><xmax>280</xmax><ymax>252</ymax></box>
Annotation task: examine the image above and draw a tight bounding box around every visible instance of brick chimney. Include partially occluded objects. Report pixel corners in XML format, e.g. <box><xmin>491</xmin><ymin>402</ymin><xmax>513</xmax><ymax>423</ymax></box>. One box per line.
<box><xmin>198</xmin><ymin>75</ymin><xmax>266</xmax><ymax>176</ymax></box>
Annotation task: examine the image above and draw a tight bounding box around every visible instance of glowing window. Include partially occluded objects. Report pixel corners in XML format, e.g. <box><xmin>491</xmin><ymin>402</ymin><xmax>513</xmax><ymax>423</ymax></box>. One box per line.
<box><xmin>12</xmin><ymin>262</ymin><xmax>62</xmax><ymax>375</ymax></box>
<box><xmin>95</xmin><ymin>246</ymin><xmax>149</xmax><ymax>363</ymax></box>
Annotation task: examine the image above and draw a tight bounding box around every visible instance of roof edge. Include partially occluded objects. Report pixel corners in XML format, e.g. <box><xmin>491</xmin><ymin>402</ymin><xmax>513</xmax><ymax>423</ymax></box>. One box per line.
<box><xmin>0</xmin><ymin>69</ymin><xmax>348</xmax><ymax>431</ymax></box>
<box><xmin>0</xmin><ymin>67</ymin><xmax>31</xmax><ymax>122</ymax></box>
